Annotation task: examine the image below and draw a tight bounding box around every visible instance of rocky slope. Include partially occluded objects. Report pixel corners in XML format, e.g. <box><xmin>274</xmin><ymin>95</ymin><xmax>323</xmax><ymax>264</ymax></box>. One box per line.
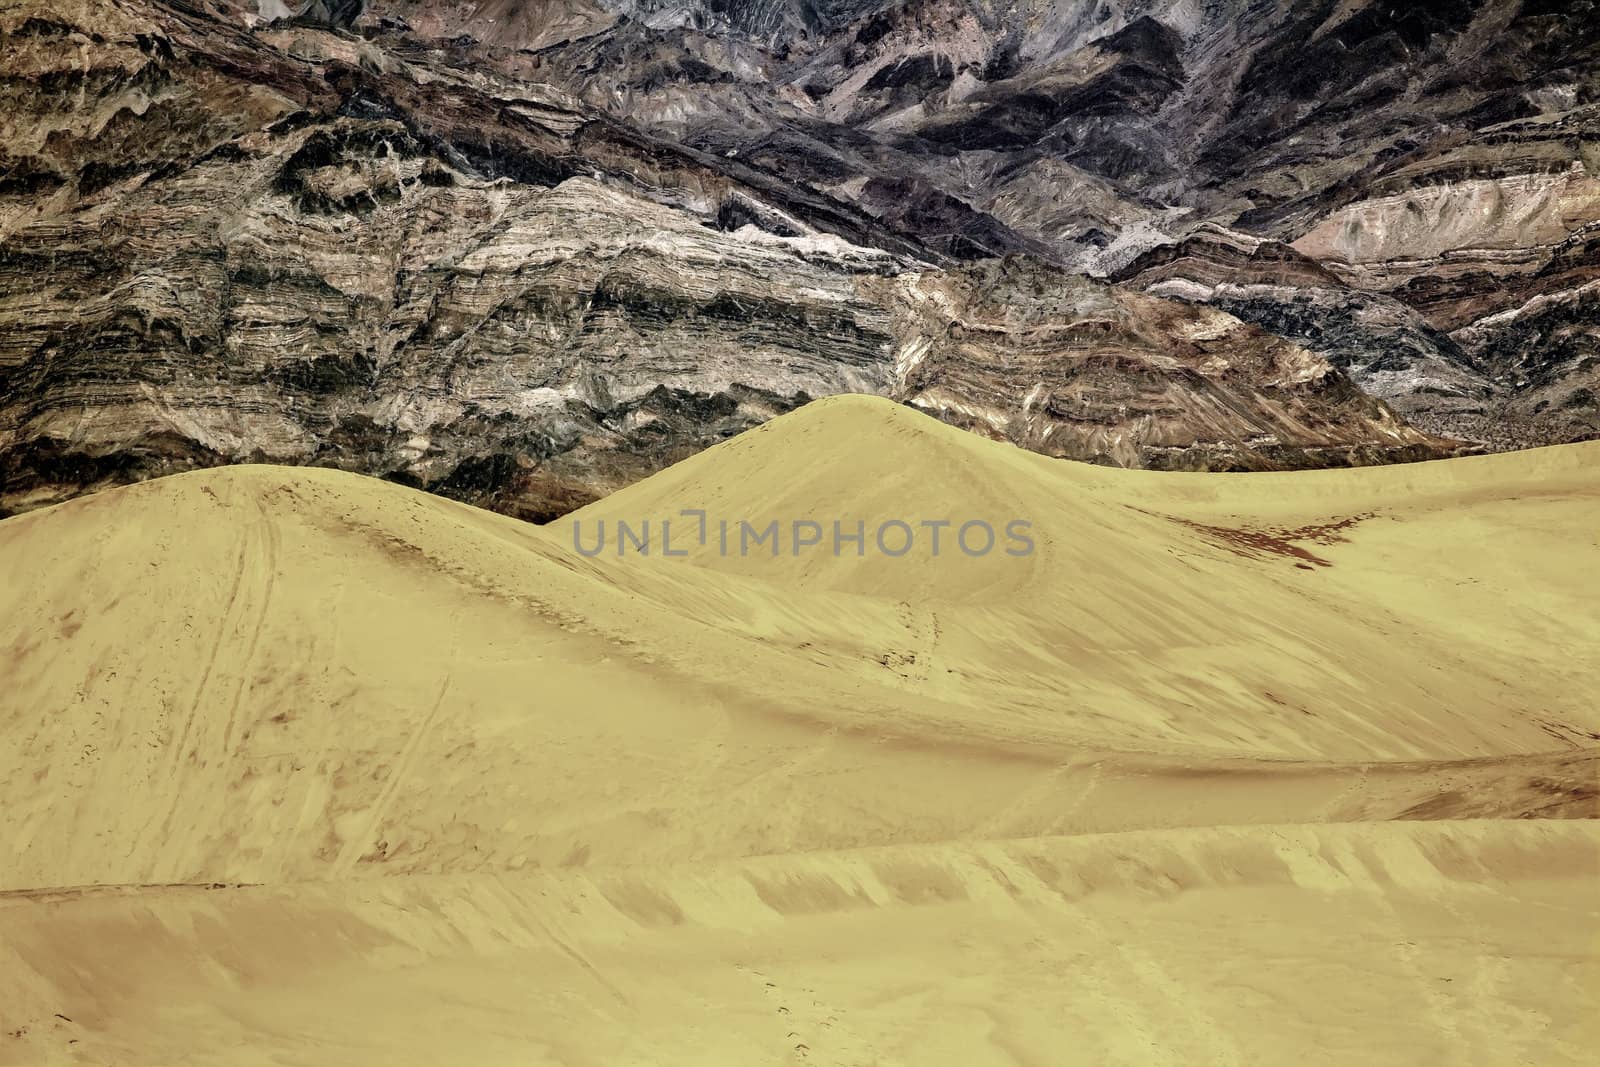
<box><xmin>879</xmin><ymin>257</ymin><xmax>1438</xmax><ymax>471</ymax></box>
<box><xmin>504</xmin><ymin>0</ymin><xmax>1600</xmax><ymax>450</ymax></box>
<box><xmin>0</xmin><ymin>0</ymin><xmax>1458</xmax><ymax>519</ymax></box>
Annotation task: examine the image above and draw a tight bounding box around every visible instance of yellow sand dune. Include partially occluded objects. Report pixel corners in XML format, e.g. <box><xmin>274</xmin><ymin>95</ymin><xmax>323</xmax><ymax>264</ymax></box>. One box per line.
<box><xmin>4</xmin><ymin>822</ymin><xmax>1596</xmax><ymax>1066</ymax></box>
<box><xmin>1</xmin><ymin>395</ymin><xmax>1597</xmax><ymax>1064</ymax></box>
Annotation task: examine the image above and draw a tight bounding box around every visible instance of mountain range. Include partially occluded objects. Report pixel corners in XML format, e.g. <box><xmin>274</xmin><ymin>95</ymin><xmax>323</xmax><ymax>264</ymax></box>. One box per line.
<box><xmin>2</xmin><ymin>0</ymin><xmax>1596</xmax><ymax>519</ymax></box>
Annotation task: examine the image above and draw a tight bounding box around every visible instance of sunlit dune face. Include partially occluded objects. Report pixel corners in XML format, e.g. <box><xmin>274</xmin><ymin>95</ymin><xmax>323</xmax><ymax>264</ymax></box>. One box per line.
<box><xmin>2</xmin><ymin>396</ymin><xmax>1597</xmax><ymax>1064</ymax></box>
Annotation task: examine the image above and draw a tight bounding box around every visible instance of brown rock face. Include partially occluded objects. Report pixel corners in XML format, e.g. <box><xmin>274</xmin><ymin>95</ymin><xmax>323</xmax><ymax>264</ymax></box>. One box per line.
<box><xmin>509</xmin><ymin>0</ymin><xmax>1600</xmax><ymax>450</ymax></box>
<box><xmin>879</xmin><ymin>259</ymin><xmax>1447</xmax><ymax>471</ymax></box>
<box><xmin>1</xmin><ymin>0</ymin><xmax>1462</xmax><ymax>520</ymax></box>
<box><xmin>1115</xmin><ymin>227</ymin><xmax>1504</xmax><ymax>441</ymax></box>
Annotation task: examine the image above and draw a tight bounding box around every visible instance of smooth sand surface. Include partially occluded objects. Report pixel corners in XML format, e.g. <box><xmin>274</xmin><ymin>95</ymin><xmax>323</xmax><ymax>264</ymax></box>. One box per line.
<box><xmin>2</xmin><ymin>395</ymin><xmax>1597</xmax><ymax>1064</ymax></box>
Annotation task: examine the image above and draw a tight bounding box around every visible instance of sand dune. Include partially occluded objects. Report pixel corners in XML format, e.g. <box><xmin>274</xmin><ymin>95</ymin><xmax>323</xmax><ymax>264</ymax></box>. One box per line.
<box><xmin>5</xmin><ymin>822</ymin><xmax>1596</xmax><ymax>1066</ymax></box>
<box><xmin>1</xmin><ymin>396</ymin><xmax>1597</xmax><ymax>1064</ymax></box>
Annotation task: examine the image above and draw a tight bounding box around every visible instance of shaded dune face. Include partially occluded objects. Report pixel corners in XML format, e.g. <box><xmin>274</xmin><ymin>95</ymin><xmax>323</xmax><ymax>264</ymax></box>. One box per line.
<box><xmin>2</xmin><ymin>396</ymin><xmax>1598</xmax><ymax>1063</ymax></box>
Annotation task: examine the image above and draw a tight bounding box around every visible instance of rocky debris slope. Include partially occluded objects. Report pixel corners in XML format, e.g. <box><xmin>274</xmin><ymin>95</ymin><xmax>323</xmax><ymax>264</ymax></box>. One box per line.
<box><xmin>0</xmin><ymin>0</ymin><xmax>1455</xmax><ymax>519</ymax></box>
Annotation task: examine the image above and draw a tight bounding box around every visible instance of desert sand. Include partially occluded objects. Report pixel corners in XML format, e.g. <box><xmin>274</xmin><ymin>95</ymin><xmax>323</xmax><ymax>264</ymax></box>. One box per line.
<box><xmin>1</xmin><ymin>395</ymin><xmax>1597</xmax><ymax>1065</ymax></box>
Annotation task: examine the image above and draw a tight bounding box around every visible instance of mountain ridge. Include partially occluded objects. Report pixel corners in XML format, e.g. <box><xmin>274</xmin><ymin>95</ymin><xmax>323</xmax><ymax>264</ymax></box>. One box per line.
<box><xmin>20</xmin><ymin>0</ymin><xmax>1597</xmax><ymax>521</ymax></box>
